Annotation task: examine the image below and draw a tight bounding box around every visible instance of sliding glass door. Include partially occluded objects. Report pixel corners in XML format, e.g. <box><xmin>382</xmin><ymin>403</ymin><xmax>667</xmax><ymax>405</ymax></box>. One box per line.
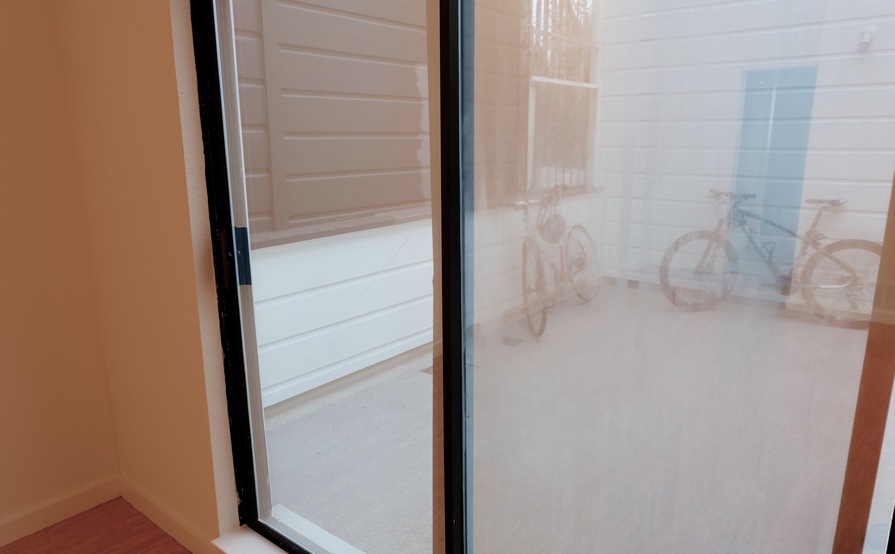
<box><xmin>195</xmin><ymin>0</ymin><xmax>895</xmax><ymax>552</ymax></box>
<box><xmin>454</xmin><ymin>0</ymin><xmax>895</xmax><ymax>552</ymax></box>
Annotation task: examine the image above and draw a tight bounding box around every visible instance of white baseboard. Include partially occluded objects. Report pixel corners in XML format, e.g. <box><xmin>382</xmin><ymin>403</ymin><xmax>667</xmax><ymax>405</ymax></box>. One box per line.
<box><xmin>120</xmin><ymin>477</ymin><xmax>220</xmax><ymax>554</ymax></box>
<box><xmin>0</xmin><ymin>476</ymin><xmax>225</xmax><ymax>553</ymax></box>
<box><xmin>0</xmin><ymin>476</ymin><xmax>120</xmax><ymax>547</ymax></box>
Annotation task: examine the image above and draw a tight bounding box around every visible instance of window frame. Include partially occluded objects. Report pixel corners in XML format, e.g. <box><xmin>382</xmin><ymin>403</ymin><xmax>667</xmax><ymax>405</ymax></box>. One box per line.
<box><xmin>440</xmin><ymin>0</ymin><xmax>474</xmax><ymax>551</ymax></box>
<box><xmin>189</xmin><ymin>0</ymin><xmax>282</xmax><ymax>548</ymax></box>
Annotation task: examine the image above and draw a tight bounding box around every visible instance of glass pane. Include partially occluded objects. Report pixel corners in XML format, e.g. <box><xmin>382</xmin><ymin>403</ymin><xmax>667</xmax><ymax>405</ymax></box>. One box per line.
<box><xmin>217</xmin><ymin>0</ymin><xmax>434</xmax><ymax>552</ymax></box>
<box><xmin>467</xmin><ymin>1</ymin><xmax>895</xmax><ymax>552</ymax></box>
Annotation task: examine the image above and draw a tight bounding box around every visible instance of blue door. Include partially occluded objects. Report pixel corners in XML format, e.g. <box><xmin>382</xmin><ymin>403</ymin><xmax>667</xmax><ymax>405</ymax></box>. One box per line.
<box><xmin>735</xmin><ymin>66</ymin><xmax>817</xmax><ymax>281</ymax></box>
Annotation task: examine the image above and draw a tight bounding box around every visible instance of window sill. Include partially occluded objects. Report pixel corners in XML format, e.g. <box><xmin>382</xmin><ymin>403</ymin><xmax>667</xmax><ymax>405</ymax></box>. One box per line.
<box><xmin>213</xmin><ymin>527</ymin><xmax>284</xmax><ymax>554</ymax></box>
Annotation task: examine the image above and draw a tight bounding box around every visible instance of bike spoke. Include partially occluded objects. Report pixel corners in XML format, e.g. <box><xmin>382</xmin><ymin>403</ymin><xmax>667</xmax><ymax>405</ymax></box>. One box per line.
<box><xmin>802</xmin><ymin>240</ymin><xmax>881</xmax><ymax>326</ymax></box>
<box><xmin>660</xmin><ymin>232</ymin><xmax>738</xmax><ymax>311</ymax></box>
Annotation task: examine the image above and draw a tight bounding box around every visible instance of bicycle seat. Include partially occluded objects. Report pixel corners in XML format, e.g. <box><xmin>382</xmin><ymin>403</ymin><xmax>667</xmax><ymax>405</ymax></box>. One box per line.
<box><xmin>805</xmin><ymin>198</ymin><xmax>847</xmax><ymax>206</ymax></box>
<box><xmin>707</xmin><ymin>189</ymin><xmax>755</xmax><ymax>202</ymax></box>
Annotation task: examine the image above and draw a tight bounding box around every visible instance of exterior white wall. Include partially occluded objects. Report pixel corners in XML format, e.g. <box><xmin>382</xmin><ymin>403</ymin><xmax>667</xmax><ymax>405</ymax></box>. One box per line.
<box><xmin>472</xmin><ymin>0</ymin><xmax>895</xmax><ymax>328</ymax></box>
<box><xmin>253</xmin><ymin>220</ymin><xmax>434</xmax><ymax>406</ymax></box>
<box><xmin>231</xmin><ymin>0</ymin><xmax>433</xmax><ymax>404</ymax></box>
<box><xmin>597</xmin><ymin>0</ymin><xmax>895</xmax><ymax>282</ymax></box>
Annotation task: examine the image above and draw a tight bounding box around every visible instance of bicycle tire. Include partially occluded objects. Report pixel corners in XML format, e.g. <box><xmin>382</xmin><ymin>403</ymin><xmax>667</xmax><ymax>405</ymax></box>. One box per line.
<box><xmin>522</xmin><ymin>238</ymin><xmax>548</xmax><ymax>337</ymax></box>
<box><xmin>565</xmin><ymin>225</ymin><xmax>599</xmax><ymax>301</ymax></box>
<box><xmin>659</xmin><ymin>230</ymin><xmax>739</xmax><ymax>311</ymax></box>
<box><xmin>800</xmin><ymin>239</ymin><xmax>881</xmax><ymax>328</ymax></box>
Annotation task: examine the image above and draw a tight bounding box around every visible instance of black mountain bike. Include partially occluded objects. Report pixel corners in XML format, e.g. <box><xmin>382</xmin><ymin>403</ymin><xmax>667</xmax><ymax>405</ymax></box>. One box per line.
<box><xmin>659</xmin><ymin>189</ymin><xmax>881</xmax><ymax>327</ymax></box>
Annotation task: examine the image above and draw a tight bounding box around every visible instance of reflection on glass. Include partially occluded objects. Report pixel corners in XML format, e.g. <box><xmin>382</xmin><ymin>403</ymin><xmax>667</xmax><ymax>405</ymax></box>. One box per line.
<box><xmin>471</xmin><ymin>1</ymin><xmax>894</xmax><ymax>552</ymax></box>
<box><xmin>223</xmin><ymin>0</ymin><xmax>433</xmax><ymax>552</ymax></box>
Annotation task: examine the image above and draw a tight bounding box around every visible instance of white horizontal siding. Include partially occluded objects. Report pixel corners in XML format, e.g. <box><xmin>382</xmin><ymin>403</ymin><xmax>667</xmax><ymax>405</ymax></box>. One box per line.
<box><xmin>256</xmin><ymin>263</ymin><xmax>433</xmax><ymax>344</ymax></box>
<box><xmin>259</xmin><ymin>298</ymin><xmax>431</xmax><ymax>389</ymax></box>
<box><xmin>253</xmin><ymin>221</ymin><xmax>432</xmax><ymax>299</ymax></box>
<box><xmin>252</xmin><ymin>220</ymin><xmax>434</xmax><ymax>406</ymax></box>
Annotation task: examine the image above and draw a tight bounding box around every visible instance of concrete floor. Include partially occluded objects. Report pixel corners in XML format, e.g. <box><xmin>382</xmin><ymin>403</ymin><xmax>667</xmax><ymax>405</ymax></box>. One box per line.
<box><xmin>474</xmin><ymin>283</ymin><xmax>878</xmax><ymax>553</ymax></box>
<box><xmin>264</xmin><ymin>347</ymin><xmax>433</xmax><ymax>554</ymax></box>
<box><xmin>262</xmin><ymin>282</ymin><xmax>893</xmax><ymax>554</ymax></box>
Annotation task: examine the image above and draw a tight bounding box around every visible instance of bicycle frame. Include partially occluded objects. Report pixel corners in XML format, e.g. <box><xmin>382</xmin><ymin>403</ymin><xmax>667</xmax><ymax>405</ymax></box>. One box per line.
<box><xmin>519</xmin><ymin>203</ymin><xmax>569</xmax><ymax>293</ymax></box>
<box><xmin>718</xmin><ymin>198</ymin><xmax>852</xmax><ymax>292</ymax></box>
<box><xmin>732</xmin><ymin>208</ymin><xmax>801</xmax><ymax>281</ymax></box>
<box><xmin>660</xmin><ymin>189</ymin><xmax>880</xmax><ymax>322</ymax></box>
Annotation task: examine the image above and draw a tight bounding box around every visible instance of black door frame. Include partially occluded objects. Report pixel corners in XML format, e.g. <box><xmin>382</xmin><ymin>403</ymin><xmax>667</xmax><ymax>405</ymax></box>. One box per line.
<box><xmin>440</xmin><ymin>0</ymin><xmax>473</xmax><ymax>551</ymax></box>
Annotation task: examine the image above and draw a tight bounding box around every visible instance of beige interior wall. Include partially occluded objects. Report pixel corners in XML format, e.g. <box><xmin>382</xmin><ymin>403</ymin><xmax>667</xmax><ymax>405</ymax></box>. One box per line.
<box><xmin>0</xmin><ymin>0</ymin><xmax>120</xmax><ymax>545</ymax></box>
<box><xmin>0</xmin><ymin>0</ymin><xmax>236</xmax><ymax>550</ymax></box>
<box><xmin>53</xmin><ymin>0</ymin><xmax>225</xmax><ymax>549</ymax></box>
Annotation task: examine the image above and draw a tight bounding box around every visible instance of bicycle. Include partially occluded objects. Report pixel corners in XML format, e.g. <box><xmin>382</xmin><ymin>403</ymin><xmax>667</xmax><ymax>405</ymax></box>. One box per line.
<box><xmin>515</xmin><ymin>185</ymin><xmax>600</xmax><ymax>336</ymax></box>
<box><xmin>658</xmin><ymin>189</ymin><xmax>881</xmax><ymax>327</ymax></box>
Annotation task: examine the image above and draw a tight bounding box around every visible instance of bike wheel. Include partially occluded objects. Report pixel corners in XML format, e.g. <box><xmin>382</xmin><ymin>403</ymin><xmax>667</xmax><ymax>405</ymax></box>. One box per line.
<box><xmin>801</xmin><ymin>239</ymin><xmax>881</xmax><ymax>327</ymax></box>
<box><xmin>565</xmin><ymin>225</ymin><xmax>599</xmax><ymax>301</ymax></box>
<box><xmin>659</xmin><ymin>230</ymin><xmax>738</xmax><ymax>311</ymax></box>
<box><xmin>522</xmin><ymin>238</ymin><xmax>548</xmax><ymax>337</ymax></box>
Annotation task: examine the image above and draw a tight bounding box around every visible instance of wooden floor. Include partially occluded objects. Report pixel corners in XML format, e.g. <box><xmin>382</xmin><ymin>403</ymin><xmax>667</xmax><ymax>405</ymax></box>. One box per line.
<box><xmin>0</xmin><ymin>498</ymin><xmax>190</xmax><ymax>553</ymax></box>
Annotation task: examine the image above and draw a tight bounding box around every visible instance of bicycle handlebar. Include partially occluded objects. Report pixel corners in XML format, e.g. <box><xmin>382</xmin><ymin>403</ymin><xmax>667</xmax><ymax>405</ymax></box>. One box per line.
<box><xmin>514</xmin><ymin>184</ymin><xmax>568</xmax><ymax>210</ymax></box>
<box><xmin>514</xmin><ymin>183</ymin><xmax>603</xmax><ymax>210</ymax></box>
<box><xmin>707</xmin><ymin>188</ymin><xmax>756</xmax><ymax>203</ymax></box>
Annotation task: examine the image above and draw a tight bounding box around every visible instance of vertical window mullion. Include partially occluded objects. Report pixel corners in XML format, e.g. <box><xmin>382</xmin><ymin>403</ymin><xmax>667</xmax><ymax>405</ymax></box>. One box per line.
<box><xmin>440</xmin><ymin>0</ymin><xmax>474</xmax><ymax>552</ymax></box>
